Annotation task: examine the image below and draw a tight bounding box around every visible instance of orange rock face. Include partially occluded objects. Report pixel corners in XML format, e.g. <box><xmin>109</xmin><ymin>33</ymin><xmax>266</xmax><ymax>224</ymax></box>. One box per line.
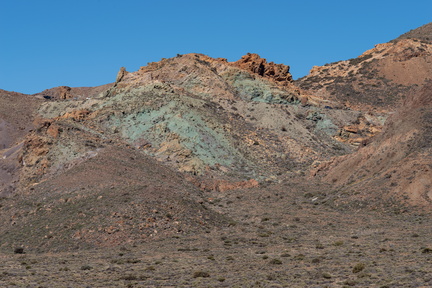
<box><xmin>233</xmin><ymin>53</ymin><xmax>293</xmax><ymax>84</ymax></box>
<box><xmin>58</xmin><ymin>86</ymin><xmax>73</xmax><ymax>100</ymax></box>
<box><xmin>60</xmin><ymin>109</ymin><xmax>90</xmax><ymax>121</ymax></box>
<box><xmin>46</xmin><ymin>123</ymin><xmax>61</xmax><ymax>138</ymax></box>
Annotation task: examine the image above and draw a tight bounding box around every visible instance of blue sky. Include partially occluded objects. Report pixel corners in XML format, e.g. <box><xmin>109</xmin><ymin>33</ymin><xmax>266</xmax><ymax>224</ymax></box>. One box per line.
<box><xmin>1</xmin><ymin>0</ymin><xmax>431</xmax><ymax>94</ymax></box>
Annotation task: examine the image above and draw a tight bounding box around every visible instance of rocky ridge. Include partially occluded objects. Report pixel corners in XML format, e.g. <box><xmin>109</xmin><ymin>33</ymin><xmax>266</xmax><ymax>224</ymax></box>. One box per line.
<box><xmin>297</xmin><ymin>38</ymin><xmax>432</xmax><ymax>111</ymax></box>
<box><xmin>395</xmin><ymin>22</ymin><xmax>432</xmax><ymax>43</ymax></box>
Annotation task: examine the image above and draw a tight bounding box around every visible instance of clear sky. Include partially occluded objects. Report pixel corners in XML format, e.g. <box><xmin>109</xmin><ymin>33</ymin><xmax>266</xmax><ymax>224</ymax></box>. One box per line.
<box><xmin>1</xmin><ymin>0</ymin><xmax>431</xmax><ymax>94</ymax></box>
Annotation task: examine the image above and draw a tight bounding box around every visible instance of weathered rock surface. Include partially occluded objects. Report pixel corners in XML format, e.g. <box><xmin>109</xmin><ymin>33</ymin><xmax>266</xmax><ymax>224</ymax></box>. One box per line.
<box><xmin>233</xmin><ymin>53</ymin><xmax>293</xmax><ymax>84</ymax></box>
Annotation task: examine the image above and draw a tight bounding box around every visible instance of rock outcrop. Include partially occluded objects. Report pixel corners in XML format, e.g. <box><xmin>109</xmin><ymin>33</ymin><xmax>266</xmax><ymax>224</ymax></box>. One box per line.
<box><xmin>36</xmin><ymin>83</ymin><xmax>112</xmax><ymax>100</ymax></box>
<box><xmin>59</xmin><ymin>86</ymin><xmax>73</xmax><ymax>99</ymax></box>
<box><xmin>232</xmin><ymin>53</ymin><xmax>293</xmax><ymax>84</ymax></box>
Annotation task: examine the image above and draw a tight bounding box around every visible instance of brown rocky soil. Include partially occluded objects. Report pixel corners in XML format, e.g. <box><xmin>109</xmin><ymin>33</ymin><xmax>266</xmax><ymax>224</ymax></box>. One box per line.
<box><xmin>1</xmin><ymin>178</ymin><xmax>431</xmax><ymax>287</ymax></box>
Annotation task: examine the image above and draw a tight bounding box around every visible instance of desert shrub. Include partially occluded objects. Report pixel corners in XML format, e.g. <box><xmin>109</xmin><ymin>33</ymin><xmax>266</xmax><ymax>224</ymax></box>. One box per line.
<box><xmin>422</xmin><ymin>247</ymin><xmax>432</xmax><ymax>254</ymax></box>
<box><xmin>14</xmin><ymin>247</ymin><xmax>24</xmax><ymax>254</ymax></box>
<box><xmin>193</xmin><ymin>271</ymin><xmax>210</xmax><ymax>278</ymax></box>
<box><xmin>269</xmin><ymin>258</ymin><xmax>282</xmax><ymax>265</ymax></box>
<box><xmin>80</xmin><ymin>265</ymin><xmax>92</xmax><ymax>270</ymax></box>
<box><xmin>349</xmin><ymin>54</ymin><xmax>373</xmax><ymax>65</ymax></box>
<box><xmin>322</xmin><ymin>272</ymin><xmax>332</xmax><ymax>279</ymax></box>
<box><xmin>352</xmin><ymin>263</ymin><xmax>365</xmax><ymax>273</ymax></box>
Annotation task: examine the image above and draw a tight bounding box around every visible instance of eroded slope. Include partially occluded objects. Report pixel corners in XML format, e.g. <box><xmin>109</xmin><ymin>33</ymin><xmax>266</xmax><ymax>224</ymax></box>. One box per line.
<box><xmin>314</xmin><ymin>82</ymin><xmax>432</xmax><ymax>206</ymax></box>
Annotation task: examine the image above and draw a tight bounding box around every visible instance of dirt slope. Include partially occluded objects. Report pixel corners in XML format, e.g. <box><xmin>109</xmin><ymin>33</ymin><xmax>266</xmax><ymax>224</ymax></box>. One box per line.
<box><xmin>0</xmin><ymin>90</ymin><xmax>42</xmax><ymax>196</ymax></box>
<box><xmin>0</xmin><ymin>90</ymin><xmax>40</xmax><ymax>149</ymax></box>
<box><xmin>314</xmin><ymin>82</ymin><xmax>432</xmax><ymax>206</ymax></box>
<box><xmin>0</xmin><ymin>145</ymin><xmax>228</xmax><ymax>252</ymax></box>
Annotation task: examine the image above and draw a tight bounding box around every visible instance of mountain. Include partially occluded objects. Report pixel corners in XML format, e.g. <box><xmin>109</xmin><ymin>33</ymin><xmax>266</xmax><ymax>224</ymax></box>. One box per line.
<box><xmin>17</xmin><ymin>53</ymin><xmax>364</xmax><ymax>191</ymax></box>
<box><xmin>0</xmin><ymin>52</ymin><xmax>354</xmax><ymax>250</ymax></box>
<box><xmin>1</xmin><ymin>23</ymin><xmax>432</xmax><ymax>288</ymax></box>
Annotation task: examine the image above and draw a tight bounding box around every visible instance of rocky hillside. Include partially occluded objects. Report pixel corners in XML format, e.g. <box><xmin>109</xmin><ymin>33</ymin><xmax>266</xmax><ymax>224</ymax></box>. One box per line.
<box><xmin>296</xmin><ymin>32</ymin><xmax>432</xmax><ymax>195</ymax></box>
<box><xmin>19</xmin><ymin>52</ymin><xmax>366</xmax><ymax>190</ymax></box>
<box><xmin>314</xmin><ymin>82</ymin><xmax>432</xmax><ymax>206</ymax></box>
<box><xmin>296</xmin><ymin>38</ymin><xmax>432</xmax><ymax>111</ymax></box>
<box><xmin>300</xmin><ymin>23</ymin><xmax>432</xmax><ymax>206</ymax></box>
<box><xmin>0</xmin><ymin>90</ymin><xmax>41</xmax><ymax>196</ymax></box>
<box><xmin>395</xmin><ymin>22</ymin><xmax>432</xmax><ymax>43</ymax></box>
<box><xmin>1</xmin><ymin>23</ymin><xmax>432</xmax><ymax>254</ymax></box>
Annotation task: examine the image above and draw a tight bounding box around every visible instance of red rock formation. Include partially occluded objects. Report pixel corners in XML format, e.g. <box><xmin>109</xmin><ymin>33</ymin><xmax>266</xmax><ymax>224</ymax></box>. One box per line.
<box><xmin>233</xmin><ymin>53</ymin><xmax>293</xmax><ymax>84</ymax></box>
<box><xmin>60</xmin><ymin>109</ymin><xmax>90</xmax><ymax>121</ymax></box>
<box><xmin>58</xmin><ymin>86</ymin><xmax>73</xmax><ymax>99</ymax></box>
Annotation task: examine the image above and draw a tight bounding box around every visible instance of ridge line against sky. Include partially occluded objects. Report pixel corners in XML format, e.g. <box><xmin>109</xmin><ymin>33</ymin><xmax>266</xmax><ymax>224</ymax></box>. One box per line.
<box><xmin>1</xmin><ymin>0</ymin><xmax>431</xmax><ymax>94</ymax></box>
